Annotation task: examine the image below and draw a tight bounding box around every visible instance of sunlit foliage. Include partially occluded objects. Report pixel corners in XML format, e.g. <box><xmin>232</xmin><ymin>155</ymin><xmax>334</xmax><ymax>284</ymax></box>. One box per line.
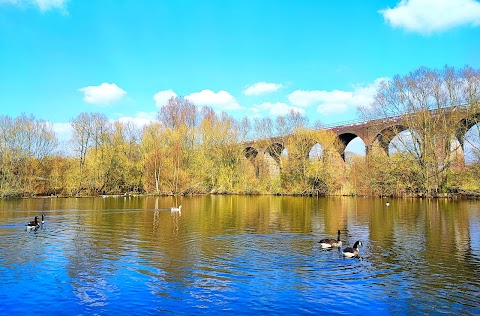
<box><xmin>1</xmin><ymin>66</ymin><xmax>480</xmax><ymax>198</ymax></box>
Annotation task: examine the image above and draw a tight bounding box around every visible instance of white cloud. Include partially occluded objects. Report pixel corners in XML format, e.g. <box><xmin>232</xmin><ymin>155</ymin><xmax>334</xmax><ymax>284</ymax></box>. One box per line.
<box><xmin>254</xmin><ymin>102</ymin><xmax>305</xmax><ymax>116</ymax></box>
<box><xmin>53</xmin><ymin>113</ymin><xmax>156</xmax><ymax>140</ymax></box>
<box><xmin>51</xmin><ymin>122</ymin><xmax>72</xmax><ymax>144</ymax></box>
<box><xmin>289</xmin><ymin>90</ymin><xmax>352</xmax><ymax>115</ymax></box>
<box><xmin>48</xmin><ymin>122</ymin><xmax>72</xmax><ymax>154</ymax></box>
<box><xmin>51</xmin><ymin>122</ymin><xmax>71</xmax><ymax>135</ymax></box>
<box><xmin>35</xmin><ymin>0</ymin><xmax>66</xmax><ymax>11</ymax></box>
<box><xmin>78</xmin><ymin>82</ymin><xmax>126</xmax><ymax>106</ymax></box>
<box><xmin>153</xmin><ymin>89</ymin><xmax>177</xmax><ymax>108</ymax></box>
<box><xmin>243</xmin><ymin>82</ymin><xmax>283</xmax><ymax>96</ymax></box>
<box><xmin>379</xmin><ymin>0</ymin><xmax>480</xmax><ymax>34</ymax></box>
<box><xmin>117</xmin><ymin>111</ymin><xmax>158</xmax><ymax>127</ymax></box>
<box><xmin>288</xmin><ymin>78</ymin><xmax>388</xmax><ymax>115</ymax></box>
<box><xmin>185</xmin><ymin>89</ymin><xmax>243</xmax><ymax>110</ymax></box>
<box><xmin>0</xmin><ymin>0</ymin><xmax>68</xmax><ymax>12</ymax></box>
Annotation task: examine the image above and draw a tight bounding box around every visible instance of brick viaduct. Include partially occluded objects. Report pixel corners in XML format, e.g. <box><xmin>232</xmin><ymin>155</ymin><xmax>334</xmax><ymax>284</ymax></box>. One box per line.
<box><xmin>243</xmin><ymin>106</ymin><xmax>480</xmax><ymax>176</ymax></box>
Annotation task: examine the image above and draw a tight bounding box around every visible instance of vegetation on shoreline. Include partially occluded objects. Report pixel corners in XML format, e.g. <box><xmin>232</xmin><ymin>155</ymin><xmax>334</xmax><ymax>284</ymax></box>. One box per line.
<box><xmin>1</xmin><ymin>65</ymin><xmax>480</xmax><ymax>198</ymax></box>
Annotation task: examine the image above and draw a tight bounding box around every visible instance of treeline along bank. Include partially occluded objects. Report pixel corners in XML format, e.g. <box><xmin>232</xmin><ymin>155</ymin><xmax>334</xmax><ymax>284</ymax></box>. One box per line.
<box><xmin>1</xmin><ymin>65</ymin><xmax>480</xmax><ymax>198</ymax></box>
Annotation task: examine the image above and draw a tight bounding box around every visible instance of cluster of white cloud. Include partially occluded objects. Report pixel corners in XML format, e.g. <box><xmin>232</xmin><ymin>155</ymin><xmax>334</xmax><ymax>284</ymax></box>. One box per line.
<box><xmin>243</xmin><ymin>82</ymin><xmax>283</xmax><ymax>96</ymax></box>
<box><xmin>117</xmin><ymin>111</ymin><xmax>157</xmax><ymax>127</ymax></box>
<box><xmin>4</xmin><ymin>0</ymin><xmax>477</xmax><ymax>34</ymax></box>
<box><xmin>151</xmin><ymin>79</ymin><xmax>386</xmax><ymax>119</ymax></box>
<box><xmin>50</xmin><ymin>122</ymin><xmax>72</xmax><ymax>142</ymax></box>
<box><xmin>78</xmin><ymin>82</ymin><xmax>246</xmax><ymax>116</ymax></box>
<box><xmin>379</xmin><ymin>0</ymin><xmax>480</xmax><ymax>34</ymax></box>
<box><xmin>0</xmin><ymin>0</ymin><xmax>68</xmax><ymax>12</ymax></box>
<box><xmin>287</xmin><ymin>78</ymin><xmax>388</xmax><ymax>115</ymax></box>
<box><xmin>77</xmin><ymin>79</ymin><xmax>387</xmax><ymax>126</ymax></box>
<box><xmin>153</xmin><ymin>89</ymin><xmax>177</xmax><ymax>108</ymax></box>
<box><xmin>251</xmin><ymin>102</ymin><xmax>305</xmax><ymax>117</ymax></box>
<box><xmin>288</xmin><ymin>90</ymin><xmax>352</xmax><ymax>115</ymax></box>
<box><xmin>151</xmin><ymin>83</ymin><xmax>298</xmax><ymax>117</ymax></box>
<box><xmin>185</xmin><ymin>90</ymin><xmax>242</xmax><ymax>110</ymax></box>
<box><xmin>153</xmin><ymin>89</ymin><xmax>242</xmax><ymax>111</ymax></box>
<box><xmin>78</xmin><ymin>82</ymin><xmax>127</xmax><ymax>106</ymax></box>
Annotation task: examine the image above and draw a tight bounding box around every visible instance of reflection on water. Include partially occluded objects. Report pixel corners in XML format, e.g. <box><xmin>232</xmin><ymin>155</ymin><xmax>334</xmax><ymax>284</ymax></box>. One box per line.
<box><xmin>0</xmin><ymin>196</ymin><xmax>479</xmax><ymax>314</ymax></box>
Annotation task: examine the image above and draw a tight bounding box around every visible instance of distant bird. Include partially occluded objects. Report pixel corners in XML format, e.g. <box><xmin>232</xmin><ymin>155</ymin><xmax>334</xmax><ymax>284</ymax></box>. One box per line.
<box><xmin>26</xmin><ymin>216</ymin><xmax>40</xmax><ymax>230</ymax></box>
<box><xmin>40</xmin><ymin>214</ymin><xmax>45</xmax><ymax>224</ymax></box>
<box><xmin>319</xmin><ymin>230</ymin><xmax>342</xmax><ymax>248</ymax></box>
<box><xmin>343</xmin><ymin>240</ymin><xmax>362</xmax><ymax>258</ymax></box>
<box><xmin>171</xmin><ymin>205</ymin><xmax>182</xmax><ymax>213</ymax></box>
<box><xmin>385</xmin><ymin>202</ymin><xmax>390</xmax><ymax>207</ymax></box>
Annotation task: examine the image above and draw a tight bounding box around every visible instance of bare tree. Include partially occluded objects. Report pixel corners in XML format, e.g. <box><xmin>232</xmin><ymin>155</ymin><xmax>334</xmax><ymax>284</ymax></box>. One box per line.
<box><xmin>154</xmin><ymin>97</ymin><xmax>199</xmax><ymax>194</ymax></box>
<box><xmin>158</xmin><ymin>96</ymin><xmax>198</xmax><ymax>129</ymax></box>
<box><xmin>70</xmin><ymin>112</ymin><xmax>112</xmax><ymax>193</ymax></box>
<box><xmin>239</xmin><ymin>116</ymin><xmax>252</xmax><ymax>142</ymax></box>
<box><xmin>275</xmin><ymin>109</ymin><xmax>309</xmax><ymax>137</ymax></box>
<box><xmin>254</xmin><ymin>117</ymin><xmax>274</xmax><ymax>140</ymax></box>
<box><xmin>70</xmin><ymin>113</ymin><xmax>93</xmax><ymax>169</ymax></box>
<box><xmin>0</xmin><ymin>114</ymin><xmax>57</xmax><ymax>196</ymax></box>
<box><xmin>359</xmin><ymin>65</ymin><xmax>480</xmax><ymax>195</ymax></box>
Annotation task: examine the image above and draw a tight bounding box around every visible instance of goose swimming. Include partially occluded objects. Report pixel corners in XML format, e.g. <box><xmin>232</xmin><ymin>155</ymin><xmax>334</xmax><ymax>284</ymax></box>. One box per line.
<box><xmin>343</xmin><ymin>240</ymin><xmax>362</xmax><ymax>258</ymax></box>
<box><xmin>319</xmin><ymin>230</ymin><xmax>342</xmax><ymax>248</ymax></box>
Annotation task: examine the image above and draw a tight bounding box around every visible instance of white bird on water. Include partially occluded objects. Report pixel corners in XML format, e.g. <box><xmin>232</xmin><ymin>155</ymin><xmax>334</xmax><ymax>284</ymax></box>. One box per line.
<box><xmin>171</xmin><ymin>205</ymin><xmax>182</xmax><ymax>213</ymax></box>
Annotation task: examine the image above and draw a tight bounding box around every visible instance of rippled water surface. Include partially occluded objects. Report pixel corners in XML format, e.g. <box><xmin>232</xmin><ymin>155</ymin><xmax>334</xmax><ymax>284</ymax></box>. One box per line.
<box><xmin>0</xmin><ymin>196</ymin><xmax>479</xmax><ymax>315</ymax></box>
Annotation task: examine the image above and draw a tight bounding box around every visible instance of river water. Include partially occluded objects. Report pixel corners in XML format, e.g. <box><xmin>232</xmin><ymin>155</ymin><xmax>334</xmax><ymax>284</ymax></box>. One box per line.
<box><xmin>0</xmin><ymin>196</ymin><xmax>479</xmax><ymax>315</ymax></box>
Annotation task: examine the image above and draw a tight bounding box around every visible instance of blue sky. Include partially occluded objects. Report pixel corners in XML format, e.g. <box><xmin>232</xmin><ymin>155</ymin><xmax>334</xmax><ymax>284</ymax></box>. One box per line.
<box><xmin>1</xmin><ymin>0</ymin><xmax>480</xmax><ymax>149</ymax></box>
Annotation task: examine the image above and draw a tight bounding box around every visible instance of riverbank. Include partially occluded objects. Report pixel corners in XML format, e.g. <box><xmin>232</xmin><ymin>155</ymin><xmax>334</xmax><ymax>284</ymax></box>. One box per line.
<box><xmin>4</xmin><ymin>189</ymin><xmax>480</xmax><ymax>200</ymax></box>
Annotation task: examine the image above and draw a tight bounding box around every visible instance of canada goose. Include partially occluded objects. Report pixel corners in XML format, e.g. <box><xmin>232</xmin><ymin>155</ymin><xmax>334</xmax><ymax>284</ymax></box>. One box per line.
<box><xmin>40</xmin><ymin>214</ymin><xmax>45</xmax><ymax>224</ymax></box>
<box><xmin>343</xmin><ymin>240</ymin><xmax>362</xmax><ymax>258</ymax></box>
<box><xmin>26</xmin><ymin>216</ymin><xmax>40</xmax><ymax>230</ymax></box>
<box><xmin>171</xmin><ymin>205</ymin><xmax>182</xmax><ymax>212</ymax></box>
<box><xmin>319</xmin><ymin>230</ymin><xmax>342</xmax><ymax>248</ymax></box>
<box><xmin>386</xmin><ymin>202</ymin><xmax>390</xmax><ymax>207</ymax></box>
